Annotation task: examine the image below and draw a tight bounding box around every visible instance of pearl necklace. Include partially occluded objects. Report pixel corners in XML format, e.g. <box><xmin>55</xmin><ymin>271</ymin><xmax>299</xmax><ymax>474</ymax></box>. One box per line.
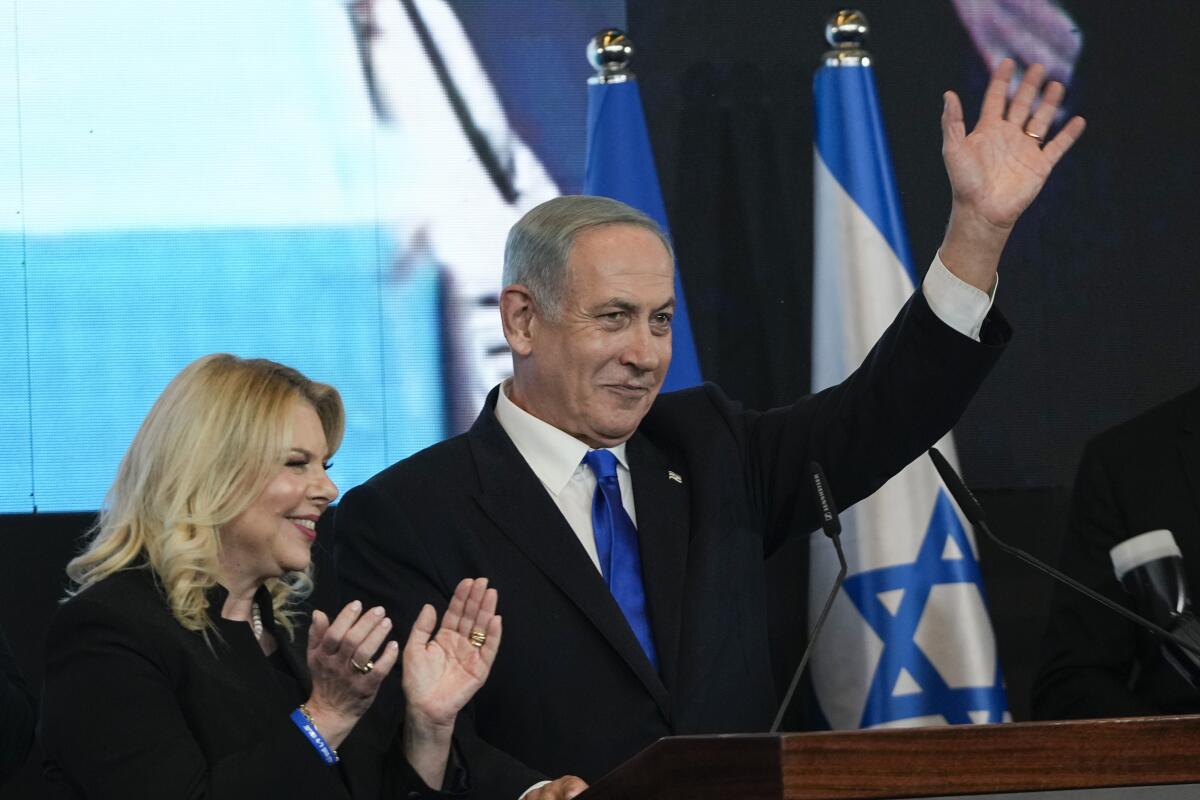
<box><xmin>250</xmin><ymin>602</ymin><xmax>264</xmax><ymax>641</ymax></box>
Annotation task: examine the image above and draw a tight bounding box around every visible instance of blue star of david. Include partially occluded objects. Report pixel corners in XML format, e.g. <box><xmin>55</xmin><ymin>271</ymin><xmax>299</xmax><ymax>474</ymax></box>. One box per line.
<box><xmin>841</xmin><ymin>489</ymin><xmax>1008</xmax><ymax>727</ymax></box>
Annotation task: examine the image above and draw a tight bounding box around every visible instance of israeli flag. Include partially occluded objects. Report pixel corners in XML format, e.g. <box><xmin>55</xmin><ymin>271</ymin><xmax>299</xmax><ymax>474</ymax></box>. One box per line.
<box><xmin>809</xmin><ymin>57</ymin><xmax>1009</xmax><ymax>728</ymax></box>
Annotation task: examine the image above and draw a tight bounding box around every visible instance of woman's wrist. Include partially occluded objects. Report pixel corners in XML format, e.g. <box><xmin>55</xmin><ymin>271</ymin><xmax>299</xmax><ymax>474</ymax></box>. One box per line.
<box><xmin>402</xmin><ymin>710</ymin><xmax>454</xmax><ymax>788</ymax></box>
<box><xmin>302</xmin><ymin>697</ymin><xmax>357</xmax><ymax>752</ymax></box>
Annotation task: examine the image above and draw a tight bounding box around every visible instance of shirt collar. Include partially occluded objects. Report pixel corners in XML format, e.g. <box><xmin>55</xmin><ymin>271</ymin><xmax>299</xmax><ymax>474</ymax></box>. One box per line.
<box><xmin>494</xmin><ymin>380</ymin><xmax>629</xmax><ymax>495</ymax></box>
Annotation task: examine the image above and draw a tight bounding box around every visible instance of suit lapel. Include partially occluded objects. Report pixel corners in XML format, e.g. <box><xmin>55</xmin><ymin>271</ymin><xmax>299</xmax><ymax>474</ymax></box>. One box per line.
<box><xmin>627</xmin><ymin>431</ymin><xmax>690</xmax><ymax>697</ymax></box>
<box><xmin>467</xmin><ymin>394</ymin><xmax>671</xmax><ymax>719</ymax></box>
<box><xmin>1178</xmin><ymin>389</ymin><xmax>1200</xmax><ymax>523</ymax></box>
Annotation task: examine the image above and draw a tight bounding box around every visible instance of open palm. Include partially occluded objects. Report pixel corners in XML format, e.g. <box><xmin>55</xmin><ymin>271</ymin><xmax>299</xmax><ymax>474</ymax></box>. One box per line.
<box><xmin>402</xmin><ymin>578</ymin><xmax>501</xmax><ymax>728</ymax></box>
<box><xmin>942</xmin><ymin>59</ymin><xmax>1086</xmax><ymax>231</ymax></box>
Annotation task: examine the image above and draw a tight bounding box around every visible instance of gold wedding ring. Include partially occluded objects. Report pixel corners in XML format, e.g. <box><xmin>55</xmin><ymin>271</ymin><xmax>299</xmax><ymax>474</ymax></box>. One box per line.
<box><xmin>1023</xmin><ymin>129</ymin><xmax>1045</xmax><ymax>145</ymax></box>
<box><xmin>350</xmin><ymin>657</ymin><xmax>374</xmax><ymax>675</ymax></box>
<box><xmin>468</xmin><ymin>628</ymin><xmax>487</xmax><ymax>648</ymax></box>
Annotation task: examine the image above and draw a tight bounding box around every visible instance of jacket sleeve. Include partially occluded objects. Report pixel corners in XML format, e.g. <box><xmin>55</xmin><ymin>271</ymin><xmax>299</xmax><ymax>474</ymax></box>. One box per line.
<box><xmin>336</xmin><ymin>481</ymin><xmax>548</xmax><ymax>800</ymax></box>
<box><xmin>40</xmin><ymin>592</ymin><xmax>353</xmax><ymax>800</ymax></box>
<box><xmin>737</xmin><ymin>290</ymin><xmax>1009</xmax><ymax>555</ymax></box>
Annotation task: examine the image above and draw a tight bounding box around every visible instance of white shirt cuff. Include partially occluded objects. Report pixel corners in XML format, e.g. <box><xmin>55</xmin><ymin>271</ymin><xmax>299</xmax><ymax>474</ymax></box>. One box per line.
<box><xmin>921</xmin><ymin>252</ymin><xmax>996</xmax><ymax>342</ymax></box>
<box><xmin>519</xmin><ymin>781</ymin><xmax>552</xmax><ymax>799</ymax></box>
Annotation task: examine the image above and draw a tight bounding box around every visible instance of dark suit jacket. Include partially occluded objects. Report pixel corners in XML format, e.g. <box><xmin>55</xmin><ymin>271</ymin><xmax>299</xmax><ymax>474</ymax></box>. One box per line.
<box><xmin>39</xmin><ymin>567</ymin><xmax>445</xmax><ymax>799</ymax></box>
<box><xmin>0</xmin><ymin>627</ymin><xmax>35</xmax><ymax>784</ymax></box>
<box><xmin>335</xmin><ymin>292</ymin><xmax>1008</xmax><ymax>797</ymax></box>
<box><xmin>1033</xmin><ymin>384</ymin><xmax>1200</xmax><ymax>720</ymax></box>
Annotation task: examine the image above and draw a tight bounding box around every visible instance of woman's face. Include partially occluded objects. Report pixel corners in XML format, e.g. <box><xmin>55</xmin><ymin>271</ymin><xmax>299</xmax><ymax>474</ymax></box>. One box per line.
<box><xmin>219</xmin><ymin>400</ymin><xmax>338</xmax><ymax>587</ymax></box>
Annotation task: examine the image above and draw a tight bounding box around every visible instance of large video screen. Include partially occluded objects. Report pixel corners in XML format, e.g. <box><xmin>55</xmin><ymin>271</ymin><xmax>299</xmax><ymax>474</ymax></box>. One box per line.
<box><xmin>1</xmin><ymin>0</ymin><xmax>624</xmax><ymax>513</ymax></box>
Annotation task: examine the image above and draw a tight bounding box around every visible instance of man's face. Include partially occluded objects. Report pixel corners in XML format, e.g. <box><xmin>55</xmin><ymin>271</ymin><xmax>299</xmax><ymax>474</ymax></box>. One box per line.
<box><xmin>515</xmin><ymin>223</ymin><xmax>675</xmax><ymax>448</ymax></box>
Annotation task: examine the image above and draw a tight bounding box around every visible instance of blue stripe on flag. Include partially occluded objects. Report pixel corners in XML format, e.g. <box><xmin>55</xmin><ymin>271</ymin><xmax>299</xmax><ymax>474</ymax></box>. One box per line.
<box><xmin>814</xmin><ymin>66</ymin><xmax>916</xmax><ymax>283</ymax></box>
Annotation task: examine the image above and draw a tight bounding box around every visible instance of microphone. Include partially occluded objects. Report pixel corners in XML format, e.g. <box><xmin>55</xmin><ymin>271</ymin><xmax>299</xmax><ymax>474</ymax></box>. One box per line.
<box><xmin>771</xmin><ymin>462</ymin><xmax>847</xmax><ymax>732</ymax></box>
<box><xmin>927</xmin><ymin>447</ymin><xmax>1200</xmax><ymax>666</ymax></box>
<box><xmin>1111</xmin><ymin>530</ymin><xmax>1200</xmax><ymax>687</ymax></box>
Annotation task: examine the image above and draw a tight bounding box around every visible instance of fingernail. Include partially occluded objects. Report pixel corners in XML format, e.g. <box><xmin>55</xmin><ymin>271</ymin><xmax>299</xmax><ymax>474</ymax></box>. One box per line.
<box><xmin>381</xmin><ymin>618</ymin><xmax>392</xmax><ymax>629</ymax></box>
<box><xmin>373</xmin><ymin>606</ymin><xmax>385</xmax><ymax>616</ymax></box>
<box><xmin>351</xmin><ymin>600</ymin><xmax>362</xmax><ymax>611</ymax></box>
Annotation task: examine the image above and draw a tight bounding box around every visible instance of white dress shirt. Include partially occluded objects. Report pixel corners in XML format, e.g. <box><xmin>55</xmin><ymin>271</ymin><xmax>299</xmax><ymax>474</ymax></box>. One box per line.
<box><xmin>494</xmin><ymin>380</ymin><xmax>638</xmax><ymax>573</ymax></box>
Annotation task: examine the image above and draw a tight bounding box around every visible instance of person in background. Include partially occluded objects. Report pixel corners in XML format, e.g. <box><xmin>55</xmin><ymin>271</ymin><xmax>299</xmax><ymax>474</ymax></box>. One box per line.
<box><xmin>40</xmin><ymin>354</ymin><xmax>502</xmax><ymax>798</ymax></box>
<box><xmin>0</xmin><ymin>625</ymin><xmax>35</xmax><ymax>784</ymax></box>
<box><xmin>1034</xmin><ymin>383</ymin><xmax>1200</xmax><ymax>719</ymax></box>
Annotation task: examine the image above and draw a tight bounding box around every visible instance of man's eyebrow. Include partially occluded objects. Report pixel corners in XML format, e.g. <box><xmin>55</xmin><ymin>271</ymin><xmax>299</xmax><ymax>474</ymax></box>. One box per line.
<box><xmin>596</xmin><ymin>297</ymin><xmax>676</xmax><ymax>313</ymax></box>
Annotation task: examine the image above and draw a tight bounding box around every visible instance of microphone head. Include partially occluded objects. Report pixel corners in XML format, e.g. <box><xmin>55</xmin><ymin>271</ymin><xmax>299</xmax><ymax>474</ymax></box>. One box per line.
<box><xmin>808</xmin><ymin>461</ymin><xmax>842</xmax><ymax>538</ymax></box>
<box><xmin>928</xmin><ymin>447</ymin><xmax>986</xmax><ymax>526</ymax></box>
<box><xmin>1110</xmin><ymin>529</ymin><xmax>1183</xmax><ymax>581</ymax></box>
<box><xmin>1111</xmin><ymin>529</ymin><xmax>1191</xmax><ymax>625</ymax></box>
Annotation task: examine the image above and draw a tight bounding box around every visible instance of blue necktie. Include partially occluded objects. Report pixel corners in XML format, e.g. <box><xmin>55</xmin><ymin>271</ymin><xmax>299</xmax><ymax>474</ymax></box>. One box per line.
<box><xmin>582</xmin><ymin>449</ymin><xmax>659</xmax><ymax>671</ymax></box>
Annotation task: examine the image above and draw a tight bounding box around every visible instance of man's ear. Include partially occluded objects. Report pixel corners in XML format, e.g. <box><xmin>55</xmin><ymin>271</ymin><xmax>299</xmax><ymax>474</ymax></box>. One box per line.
<box><xmin>500</xmin><ymin>285</ymin><xmax>538</xmax><ymax>357</ymax></box>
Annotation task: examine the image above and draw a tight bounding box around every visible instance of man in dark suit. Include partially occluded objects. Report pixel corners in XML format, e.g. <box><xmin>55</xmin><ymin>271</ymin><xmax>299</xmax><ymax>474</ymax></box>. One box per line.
<box><xmin>1033</xmin><ymin>384</ymin><xmax>1200</xmax><ymax>720</ymax></box>
<box><xmin>336</xmin><ymin>61</ymin><xmax>1084</xmax><ymax>798</ymax></box>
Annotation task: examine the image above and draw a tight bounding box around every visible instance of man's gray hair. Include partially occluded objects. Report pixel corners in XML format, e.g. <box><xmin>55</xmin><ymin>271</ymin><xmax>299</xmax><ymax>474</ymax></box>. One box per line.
<box><xmin>503</xmin><ymin>195</ymin><xmax>674</xmax><ymax>318</ymax></box>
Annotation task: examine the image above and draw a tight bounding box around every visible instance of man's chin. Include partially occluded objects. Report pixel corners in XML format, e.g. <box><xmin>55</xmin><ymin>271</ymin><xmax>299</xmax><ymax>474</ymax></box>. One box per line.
<box><xmin>588</xmin><ymin>412</ymin><xmax>650</xmax><ymax>447</ymax></box>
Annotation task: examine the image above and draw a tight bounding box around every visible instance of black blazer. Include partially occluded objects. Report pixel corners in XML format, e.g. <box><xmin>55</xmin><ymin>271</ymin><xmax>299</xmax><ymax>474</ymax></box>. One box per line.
<box><xmin>1033</xmin><ymin>384</ymin><xmax>1200</xmax><ymax>720</ymax></box>
<box><xmin>39</xmin><ymin>567</ymin><xmax>444</xmax><ymax>799</ymax></box>
<box><xmin>335</xmin><ymin>292</ymin><xmax>1008</xmax><ymax>797</ymax></box>
<box><xmin>0</xmin><ymin>626</ymin><xmax>35</xmax><ymax>784</ymax></box>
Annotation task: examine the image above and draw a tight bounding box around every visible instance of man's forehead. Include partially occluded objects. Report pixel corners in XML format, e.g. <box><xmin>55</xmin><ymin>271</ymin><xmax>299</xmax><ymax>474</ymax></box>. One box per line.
<box><xmin>567</xmin><ymin>225</ymin><xmax>673</xmax><ymax>279</ymax></box>
<box><xmin>571</xmin><ymin>222</ymin><xmax>671</xmax><ymax>257</ymax></box>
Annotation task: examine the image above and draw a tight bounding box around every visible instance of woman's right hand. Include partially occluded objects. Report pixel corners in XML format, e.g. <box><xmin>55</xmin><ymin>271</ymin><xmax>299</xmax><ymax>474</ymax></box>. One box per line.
<box><xmin>402</xmin><ymin>577</ymin><xmax>501</xmax><ymax>729</ymax></box>
<box><xmin>304</xmin><ymin>600</ymin><xmax>399</xmax><ymax>750</ymax></box>
<box><xmin>401</xmin><ymin>577</ymin><xmax>501</xmax><ymax>787</ymax></box>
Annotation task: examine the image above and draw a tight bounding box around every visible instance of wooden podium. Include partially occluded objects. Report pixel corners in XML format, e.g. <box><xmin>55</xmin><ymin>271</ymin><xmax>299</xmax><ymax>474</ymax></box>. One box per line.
<box><xmin>579</xmin><ymin>716</ymin><xmax>1200</xmax><ymax>799</ymax></box>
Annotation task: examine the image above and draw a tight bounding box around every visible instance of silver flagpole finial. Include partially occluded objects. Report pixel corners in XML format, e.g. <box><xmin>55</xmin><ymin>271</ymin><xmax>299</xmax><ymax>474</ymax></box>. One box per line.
<box><xmin>823</xmin><ymin>9</ymin><xmax>871</xmax><ymax>68</ymax></box>
<box><xmin>588</xmin><ymin>28</ymin><xmax>634</xmax><ymax>84</ymax></box>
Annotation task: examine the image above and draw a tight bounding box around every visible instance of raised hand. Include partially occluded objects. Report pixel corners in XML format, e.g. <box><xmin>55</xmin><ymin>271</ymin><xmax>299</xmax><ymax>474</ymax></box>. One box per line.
<box><xmin>401</xmin><ymin>577</ymin><xmax>502</xmax><ymax>787</ymax></box>
<box><xmin>403</xmin><ymin>577</ymin><xmax>501</xmax><ymax>728</ymax></box>
<box><xmin>939</xmin><ymin>58</ymin><xmax>1086</xmax><ymax>290</ymax></box>
<box><xmin>304</xmin><ymin>601</ymin><xmax>400</xmax><ymax>750</ymax></box>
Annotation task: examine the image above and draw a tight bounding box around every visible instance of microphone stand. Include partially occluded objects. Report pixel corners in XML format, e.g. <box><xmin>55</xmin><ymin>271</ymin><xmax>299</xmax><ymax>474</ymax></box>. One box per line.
<box><xmin>771</xmin><ymin>463</ymin><xmax>846</xmax><ymax>733</ymax></box>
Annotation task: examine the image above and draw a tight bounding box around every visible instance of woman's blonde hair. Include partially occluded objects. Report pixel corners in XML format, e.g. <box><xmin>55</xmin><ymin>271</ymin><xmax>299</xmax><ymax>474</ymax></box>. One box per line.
<box><xmin>66</xmin><ymin>354</ymin><xmax>345</xmax><ymax>638</ymax></box>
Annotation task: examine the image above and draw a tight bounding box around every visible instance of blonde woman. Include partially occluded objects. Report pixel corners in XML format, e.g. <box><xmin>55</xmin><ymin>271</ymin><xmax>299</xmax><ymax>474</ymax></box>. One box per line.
<box><xmin>40</xmin><ymin>354</ymin><xmax>500</xmax><ymax>798</ymax></box>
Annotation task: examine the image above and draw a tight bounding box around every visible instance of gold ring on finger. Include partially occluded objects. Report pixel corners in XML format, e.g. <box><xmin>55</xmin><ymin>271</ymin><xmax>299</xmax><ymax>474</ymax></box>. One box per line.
<box><xmin>350</xmin><ymin>657</ymin><xmax>374</xmax><ymax>675</ymax></box>
<box><xmin>1023</xmin><ymin>128</ymin><xmax>1045</xmax><ymax>146</ymax></box>
<box><xmin>468</xmin><ymin>628</ymin><xmax>487</xmax><ymax>648</ymax></box>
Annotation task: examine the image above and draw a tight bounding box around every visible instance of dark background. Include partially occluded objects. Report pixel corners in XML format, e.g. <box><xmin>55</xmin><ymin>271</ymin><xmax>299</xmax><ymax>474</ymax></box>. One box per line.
<box><xmin>5</xmin><ymin>0</ymin><xmax>1200</xmax><ymax>795</ymax></box>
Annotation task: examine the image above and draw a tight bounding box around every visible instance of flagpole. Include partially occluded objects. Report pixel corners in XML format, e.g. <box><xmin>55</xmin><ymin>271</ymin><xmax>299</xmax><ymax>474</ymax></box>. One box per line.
<box><xmin>823</xmin><ymin>8</ymin><xmax>871</xmax><ymax>67</ymax></box>
<box><xmin>587</xmin><ymin>28</ymin><xmax>633</xmax><ymax>85</ymax></box>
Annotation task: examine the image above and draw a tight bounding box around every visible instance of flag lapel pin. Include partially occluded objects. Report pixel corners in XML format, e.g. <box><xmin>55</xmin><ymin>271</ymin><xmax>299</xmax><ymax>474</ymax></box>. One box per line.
<box><xmin>667</xmin><ymin>470</ymin><xmax>683</xmax><ymax>484</ymax></box>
